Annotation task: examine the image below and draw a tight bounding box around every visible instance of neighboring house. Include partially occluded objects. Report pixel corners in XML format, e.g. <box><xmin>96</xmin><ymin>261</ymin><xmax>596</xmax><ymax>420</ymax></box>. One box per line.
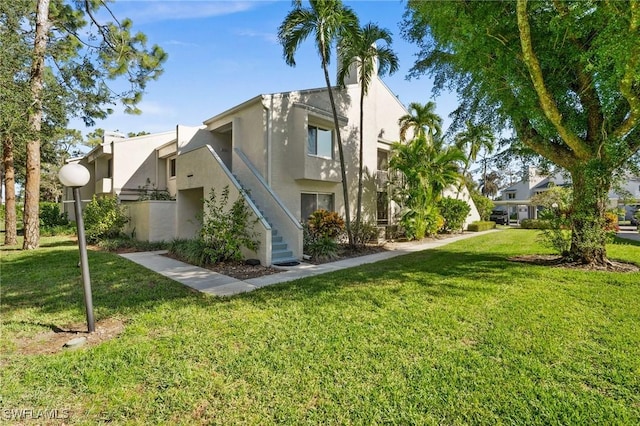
<box><xmin>495</xmin><ymin>166</ymin><xmax>640</xmax><ymax>222</ymax></box>
<box><xmin>65</xmin><ymin>68</ymin><xmax>479</xmax><ymax>265</ymax></box>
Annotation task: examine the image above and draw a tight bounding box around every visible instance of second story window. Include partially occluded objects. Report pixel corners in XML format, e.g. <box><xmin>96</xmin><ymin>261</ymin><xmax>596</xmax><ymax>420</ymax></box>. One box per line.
<box><xmin>308</xmin><ymin>125</ymin><xmax>333</xmax><ymax>159</ymax></box>
<box><xmin>507</xmin><ymin>192</ymin><xmax>516</xmax><ymax>199</ymax></box>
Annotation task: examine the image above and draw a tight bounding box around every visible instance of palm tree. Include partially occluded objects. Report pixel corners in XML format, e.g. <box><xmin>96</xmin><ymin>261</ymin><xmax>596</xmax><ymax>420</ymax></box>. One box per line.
<box><xmin>398</xmin><ymin>101</ymin><xmax>442</xmax><ymax>144</ymax></box>
<box><xmin>480</xmin><ymin>171</ymin><xmax>501</xmax><ymax>198</ymax></box>
<box><xmin>454</xmin><ymin>120</ymin><xmax>495</xmax><ymax>198</ymax></box>
<box><xmin>337</xmin><ymin>22</ymin><xmax>399</xmax><ymax>238</ymax></box>
<box><xmin>389</xmin><ymin>135</ymin><xmax>465</xmax><ymax>239</ymax></box>
<box><xmin>278</xmin><ymin>0</ymin><xmax>359</xmax><ymax>245</ymax></box>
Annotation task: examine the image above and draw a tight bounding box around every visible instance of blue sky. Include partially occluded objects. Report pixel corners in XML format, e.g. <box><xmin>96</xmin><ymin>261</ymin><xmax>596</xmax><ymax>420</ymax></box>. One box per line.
<box><xmin>76</xmin><ymin>0</ymin><xmax>458</xmax><ymax>139</ymax></box>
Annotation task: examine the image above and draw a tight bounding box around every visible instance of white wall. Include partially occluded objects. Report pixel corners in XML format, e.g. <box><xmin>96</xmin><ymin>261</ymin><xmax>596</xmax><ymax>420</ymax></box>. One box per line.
<box><xmin>124</xmin><ymin>200</ymin><xmax>177</xmax><ymax>242</ymax></box>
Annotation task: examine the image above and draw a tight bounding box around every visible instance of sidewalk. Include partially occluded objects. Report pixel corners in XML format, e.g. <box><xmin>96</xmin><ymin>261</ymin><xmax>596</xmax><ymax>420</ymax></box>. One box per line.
<box><xmin>617</xmin><ymin>226</ymin><xmax>640</xmax><ymax>242</ymax></box>
<box><xmin>120</xmin><ymin>230</ymin><xmax>499</xmax><ymax>297</ymax></box>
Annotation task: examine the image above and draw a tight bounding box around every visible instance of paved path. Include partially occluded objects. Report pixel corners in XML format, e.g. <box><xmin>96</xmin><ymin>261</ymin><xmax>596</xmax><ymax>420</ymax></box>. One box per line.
<box><xmin>617</xmin><ymin>226</ymin><xmax>640</xmax><ymax>242</ymax></box>
<box><xmin>120</xmin><ymin>230</ymin><xmax>499</xmax><ymax>297</ymax></box>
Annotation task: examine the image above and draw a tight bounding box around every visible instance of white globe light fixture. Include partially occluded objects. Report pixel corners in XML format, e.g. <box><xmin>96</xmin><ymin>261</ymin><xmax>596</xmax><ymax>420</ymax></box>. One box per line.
<box><xmin>59</xmin><ymin>163</ymin><xmax>95</xmax><ymax>333</ymax></box>
<box><xmin>59</xmin><ymin>163</ymin><xmax>90</xmax><ymax>188</ymax></box>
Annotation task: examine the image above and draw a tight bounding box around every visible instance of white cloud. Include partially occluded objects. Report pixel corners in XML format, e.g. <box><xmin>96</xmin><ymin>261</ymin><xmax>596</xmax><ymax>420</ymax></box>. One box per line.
<box><xmin>165</xmin><ymin>39</ymin><xmax>199</xmax><ymax>47</ymax></box>
<box><xmin>235</xmin><ymin>29</ymin><xmax>278</xmax><ymax>44</ymax></box>
<box><xmin>113</xmin><ymin>1</ymin><xmax>269</xmax><ymax>24</ymax></box>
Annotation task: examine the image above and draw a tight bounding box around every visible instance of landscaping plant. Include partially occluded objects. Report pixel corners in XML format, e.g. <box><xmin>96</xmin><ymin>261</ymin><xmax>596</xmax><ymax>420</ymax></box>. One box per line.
<box><xmin>83</xmin><ymin>195</ymin><xmax>129</xmax><ymax>244</ymax></box>
<box><xmin>199</xmin><ymin>186</ymin><xmax>259</xmax><ymax>262</ymax></box>
<box><xmin>303</xmin><ymin>209</ymin><xmax>345</xmax><ymax>261</ymax></box>
<box><xmin>437</xmin><ymin>197</ymin><xmax>471</xmax><ymax>233</ymax></box>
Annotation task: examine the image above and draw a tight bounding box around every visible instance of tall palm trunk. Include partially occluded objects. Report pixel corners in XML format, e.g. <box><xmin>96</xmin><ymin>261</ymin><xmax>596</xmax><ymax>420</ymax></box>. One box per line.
<box><xmin>321</xmin><ymin>54</ymin><xmax>353</xmax><ymax>246</ymax></box>
<box><xmin>23</xmin><ymin>0</ymin><xmax>51</xmax><ymax>250</ymax></box>
<box><xmin>355</xmin><ymin>83</ymin><xmax>365</xmax><ymax>233</ymax></box>
<box><xmin>3</xmin><ymin>135</ymin><xmax>18</xmax><ymax>245</ymax></box>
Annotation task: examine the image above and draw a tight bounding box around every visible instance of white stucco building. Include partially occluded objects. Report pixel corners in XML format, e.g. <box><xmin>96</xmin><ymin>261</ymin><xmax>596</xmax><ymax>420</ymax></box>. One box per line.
<box><xmin>65</xmin><ymin>70</ymin><xmax>480</xmax><ymax>265</ymax></box>
<box><xmin>495</xmin><ymin>166</ymin><xmax>640</xmax><ymax>223</ymax></box>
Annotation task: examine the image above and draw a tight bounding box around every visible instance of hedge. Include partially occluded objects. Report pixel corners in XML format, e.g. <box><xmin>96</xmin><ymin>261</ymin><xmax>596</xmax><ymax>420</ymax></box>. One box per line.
<box><xmin>467</xmin><ymin>221</ymin><xmax>496</xmax><ymax>232</ymax></box>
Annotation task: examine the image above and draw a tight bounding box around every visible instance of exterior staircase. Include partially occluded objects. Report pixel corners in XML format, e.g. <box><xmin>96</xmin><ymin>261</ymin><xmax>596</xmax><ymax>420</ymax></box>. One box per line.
<box><xmin>256</xmin><ymin>206</ymin><xmax>298</xmax><ymax>265</ymax></box>
<box><xmin>234</xmin><ymin>174</ymin><xmax>299</xmax><ymax>265</ymax></box>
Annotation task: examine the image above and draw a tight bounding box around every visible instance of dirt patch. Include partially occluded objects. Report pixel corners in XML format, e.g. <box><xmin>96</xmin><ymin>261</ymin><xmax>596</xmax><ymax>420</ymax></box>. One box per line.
<box><xmin>203</xmin><ymin>261</ymin><xmax>282</xmax><ymax>280</ymax></box>
<box><xmin>509</xmin><ymin>254</ymin><xmax>640</xmax><ymax>272</ymax></box>
<box><xmin>305</xmin><ymin>243</ymin><xmax>390</xmax><ymax>265</ymax></box>
<box><xmin>13</xmin><ymin>317</ymin><xmax>126</xmax><ymax>356</ymax></box>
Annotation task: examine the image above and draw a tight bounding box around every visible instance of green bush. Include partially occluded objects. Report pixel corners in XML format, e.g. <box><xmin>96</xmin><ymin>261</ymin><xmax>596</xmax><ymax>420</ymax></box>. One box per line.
<box><xmin>199</xmin><ymin>186</ymin><xmax>259</xmax><ymax>263</ymax></box>
<box><xmin>306</xmin><ymin>209</ymin><xmax>345</xmax><ymax>240</ymax></box>
<box><xmin>39</xmin><ymin>202</ymin><xmax>69</xmax><ymax>228</ymax></box>
<box><xmin>83</xmin><ymin>195</ymin><xmax>129</xmax><ymax>244</ymax></box>
<box><xmin>520</xmin><ymin>219</ymin><xmax>553</xmax><ymax>229</ymax></box>
<box><xmin>438</xmin><ymin>197</ymin><xmax>471</xmax><ymax>233</ymax></box>
<box><xmin>303</xmin><ymin>209</ymin><xmax>345</xmax><ymax>261</ymax></box>
<box><xmin>169</xmin><ymin>238</ymin><xmax>210</xmax><ymax>266</ymax></box>
<box><xmin>305</xmin><ymin>236</ymin><xmax>340</xmax><ymax>262</ymax></box>
<box><xmin>466</xmin><ymin>221</ymin><xmax>496</xmax><ymax>232</ymax></box>
<box><xmin>470</xmin><ymin>192</ymin><xmax>494</xmax><ymax>221</ymax></box>
<box><xmin>399</xmin><ymin>205</ymin><xmax>442</xmax><ymax>240</ymax></box>
<box><xmin>351</xmin><ymin>221</ymin><xmax>380</xmax><ymax>246</ymax></box>
<box><xmin>97</xmin><ymin>237</ymin><xmax>168</xmax><ymax>252</ymax></box>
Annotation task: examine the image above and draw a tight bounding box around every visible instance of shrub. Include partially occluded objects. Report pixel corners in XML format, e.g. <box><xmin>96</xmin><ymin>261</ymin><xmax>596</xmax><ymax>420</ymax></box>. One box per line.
<box><xmin>303</xmin><ymin>209</ymin><xmax>345</xmax><ymax>261</ymax></box>
<box><xmin>97</xmin><ymin>237</ymin><xmax>168</xmax><ymax>252</ymax></box>
<box><xmin>305</xmin><ymin>236</ymin><xmax>340</xmax><ymax>262</ymax></box>
<box><xmin>399</xmin><ymin>205</ymin><xmax>442</xmax><ymax>240</ymax></box>
<box><xmin>438</xmin><ymin>197</ymin><xmax>471</xmax><ymax>233</ymax></box>
<box><xmin>604</xmin><ymin>211</ymin><xmax>619</xmax><ymax>232</ymax></box>
<box><xmin>39</xmin><ymin>202</ymin><xmax>69</xmax><ymax>228</ymax></box>
<box><xmin>470</xmin><ymin>192</ymin><xmax>494</xmax><ymax>221</ymax></box>
<box><xmin>351</xmin><ymin>221</ymin><xmax>380</xmax><ymax>246</ymax></box>
<box><xmin>199</xmin><ymin>186</ymin><xmax>259</xmax><ymax>263</ymax></box>
<box><xmin>306</xmin><ymin>209</ymin><xmax>345</xmax><ymax>240</ymax></box>
<box><xmin>466</xmin><ymin>221</ymin><xmax>496</xmax><ymax>232</ymax></box>
<box><xmin>519</xmin><ymin>219</ymin><xmax>553</xmax><ymax>229</ymax></box>
<box><xmin>169</xmin><ymin>238</ymin><xmax>210</xmax><ymax>266</ymax></box>
<box><xmin>83</xmin><ymin>195</ymin><xmax>129</xmax><ymax>244</ymax></box>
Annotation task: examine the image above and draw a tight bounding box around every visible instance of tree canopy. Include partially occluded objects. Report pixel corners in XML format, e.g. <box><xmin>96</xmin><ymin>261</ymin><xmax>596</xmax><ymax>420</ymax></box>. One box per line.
<box><xmin>2</xmin><ymin>0</ymin><xmax>167</xmax><ymax>249</ymax></box>
<box><xmin>403</xmin><ymin>0</ymin><xmax>640</xmax><ymax>265</ymax></box>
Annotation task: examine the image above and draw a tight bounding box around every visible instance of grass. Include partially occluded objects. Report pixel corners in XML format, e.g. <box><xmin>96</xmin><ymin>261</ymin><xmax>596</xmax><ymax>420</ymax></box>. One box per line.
<box><xmin>1</xmin><ymin>230</ymin><xmax>639</xmax><ymax>424</ymax></box>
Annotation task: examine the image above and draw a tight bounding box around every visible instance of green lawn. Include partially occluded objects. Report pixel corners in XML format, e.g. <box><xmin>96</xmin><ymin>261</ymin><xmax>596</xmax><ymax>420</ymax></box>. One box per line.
<box><xmin>1</xmin><ymin>230</ymin><xmax>639</xmax><ymax>424</ymax></box>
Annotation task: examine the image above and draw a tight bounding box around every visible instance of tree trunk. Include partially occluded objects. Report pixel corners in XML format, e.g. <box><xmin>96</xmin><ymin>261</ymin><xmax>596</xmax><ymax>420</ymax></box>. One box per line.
<box><xmin>3</xmin><ymin>135</ymin><xmax>18</xmax><ymax>245</ymax></box>
<box><xmin>322</xmin><ymin>58</ymin><xmax>353</xmax><ymax>246</ymax></box>
<box><xmin>568</xmin><ymin>161</ymin><xmax>611</xmax><ymax>265</ymax></box>
<box><xmin>355</xmin><ymin>84</ymin><xmax>365</xmax><ymax>236</ymax></box>
<box><xmin>23</xmin><ymin>0</ymin><xmax>51</xmax><ymax>250</ymax></box>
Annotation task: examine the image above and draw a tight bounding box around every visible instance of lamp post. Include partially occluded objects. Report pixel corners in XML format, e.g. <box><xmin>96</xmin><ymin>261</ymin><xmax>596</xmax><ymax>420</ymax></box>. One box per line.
<box><xmin>59</xmin><ymin>163</ymin><xmax>95</xmax><ymax>333</ymax></box>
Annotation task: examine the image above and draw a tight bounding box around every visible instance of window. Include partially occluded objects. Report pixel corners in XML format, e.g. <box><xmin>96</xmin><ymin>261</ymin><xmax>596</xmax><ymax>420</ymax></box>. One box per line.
<box><xmin>308</xmin><ymin>125</ymin><xmax>333</xmax><ymax>158</ymax></box>
<box><xmin>169</xmin><ymin>158</ymin><xmax>176</xmax><ymax>178</ymax></box>
<box><xmin>377</xmin><ymin>191</ymin><xmax>389</xmax><ymax>224</ymax></box>
<box><xmin>507</xmin><ymin>192</ymin><xmax>516</xmax><ymax>200</ymax></box>
<box><xmin>106</xmin><ymin>159</ymin><xmax>112</xmax><ymax>178</ymax></box>
<box><xmin>301</xmin><ymin>192</ymin><xmax>334</xmax><ymax>222</ymax></box>
<box><xmin>377</xmin><ymin>150</ymin><xmax>388</xmax><ymax>171</ymax></box>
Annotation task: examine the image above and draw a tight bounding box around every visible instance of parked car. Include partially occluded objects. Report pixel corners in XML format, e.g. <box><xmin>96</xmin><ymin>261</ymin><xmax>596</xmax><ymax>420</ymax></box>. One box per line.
<box><xmin>490</xmin><ymin>209</ymin><xmax>509</xmax><ymax>225</ymax></box>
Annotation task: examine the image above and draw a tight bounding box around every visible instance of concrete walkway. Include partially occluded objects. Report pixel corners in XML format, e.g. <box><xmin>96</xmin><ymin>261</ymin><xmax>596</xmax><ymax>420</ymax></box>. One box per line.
<box><xmin>617</xmin><ymin>226</ymin><xmax>640</xmax><ymax>242</ymax></box>
<box><xmin>120</xmin><ymin>230</ymin><xmax>499</xmax><ymax>297</ymax></box>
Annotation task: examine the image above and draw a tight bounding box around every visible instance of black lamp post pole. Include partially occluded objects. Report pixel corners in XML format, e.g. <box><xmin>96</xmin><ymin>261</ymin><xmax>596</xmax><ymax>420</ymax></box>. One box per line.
<box><xmin>72</xmin><ymin>186</ymin><xmax>95</xmax><ymax>333</ymax></box>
